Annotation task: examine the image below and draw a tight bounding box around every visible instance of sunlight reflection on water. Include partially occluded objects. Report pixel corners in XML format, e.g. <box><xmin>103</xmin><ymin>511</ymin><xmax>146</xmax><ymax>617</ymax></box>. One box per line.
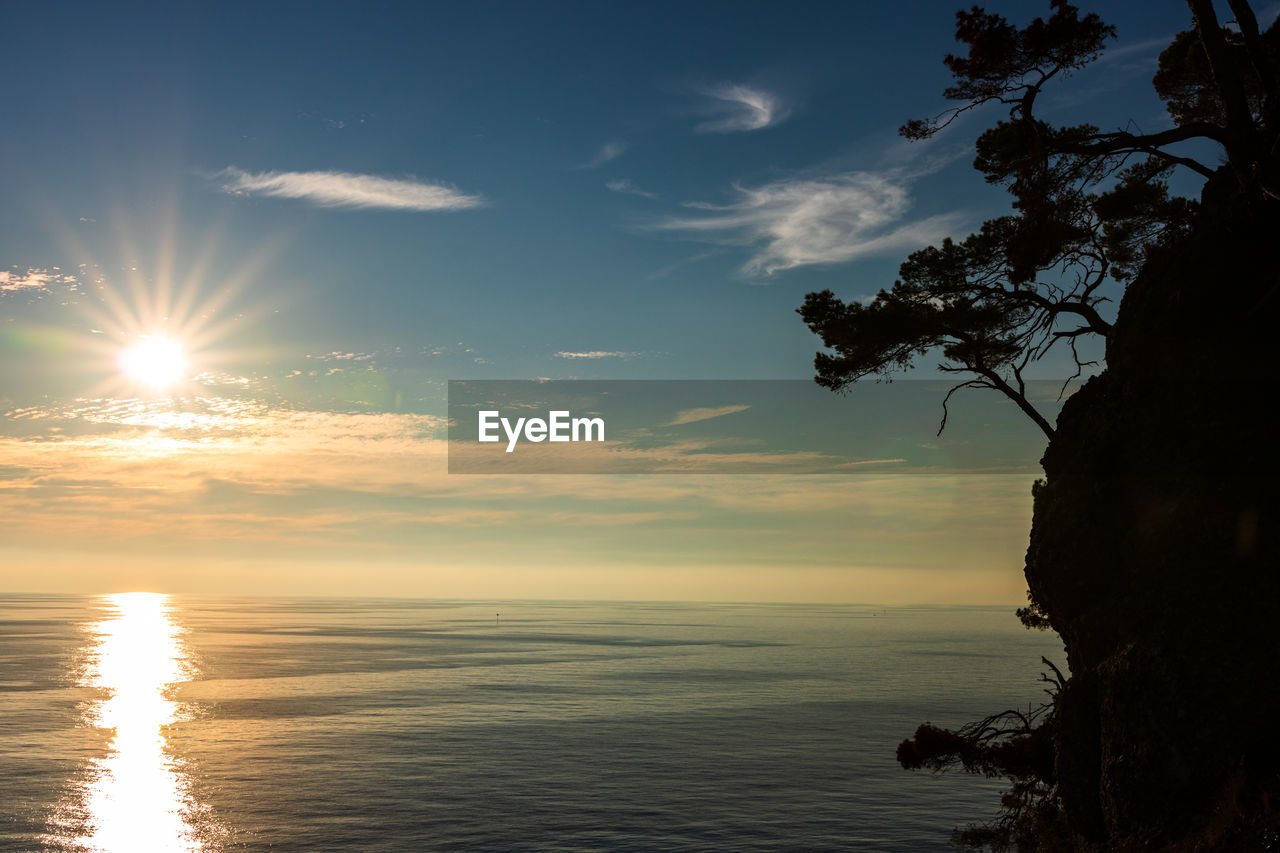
<box><xmin>57</xmin><ymin>592</ymin><xmax>212</xmax><ymax>852</ymax></box>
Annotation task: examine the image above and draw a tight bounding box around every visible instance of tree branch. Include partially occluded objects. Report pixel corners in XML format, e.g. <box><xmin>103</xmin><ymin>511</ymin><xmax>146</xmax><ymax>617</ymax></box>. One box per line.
<box><xmin>938</xmin><ymin>379</ymin><xmax>991</xmax><ymax>436</ymax></box>
<box><xmin>980</xmin><ymin>367</ymin><xmax>1056</xmax><ymax>440</ymax></box>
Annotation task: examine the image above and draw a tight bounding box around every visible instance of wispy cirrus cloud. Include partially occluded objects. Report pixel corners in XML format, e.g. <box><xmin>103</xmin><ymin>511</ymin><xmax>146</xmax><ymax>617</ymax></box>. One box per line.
<box><xmin>1095</xmin><ymin>35</ymin><xmax>1173</xmax><ymax>66</ymax></box>
<box><xmin>655</xmin><ymin>170</ymin><xmax>965</xmax><ymax>276</ymax></box>
<box><xmin>605</xmin><ymin>178</ymin><xmax>659</xmax><ymax>199</ymax></box>
<box><xmin>296</xmin><ymin>109</ymin><xmax>370</xmax><ymax>129</ymax></box>
<box><xmin>217</xmin><ymin>167</ymin><xmax>483</xmax><ymax>212</ymax></box>
<box><xmin>554</xmin><ymin>350</ymin><xmax>638</xmax><ymax>360</ymax></box>
<box><xmin>666</xmin><ymin>405</ymin><xmax>750</xmax><ymax>426</ymax></box>
<box><xmin>579</xmin><ymin>141</ymin><xmax>627</xmax><ymax>169</ymax></box>
<box><xmin>695</xmin><ymin>84</ymin><xmax>788</xmax><ymax>133</ymax></box>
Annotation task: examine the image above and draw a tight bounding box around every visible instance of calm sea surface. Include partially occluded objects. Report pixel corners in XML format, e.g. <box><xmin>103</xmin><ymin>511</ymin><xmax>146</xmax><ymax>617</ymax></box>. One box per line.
<box><xmin>0</xmin><ymin>595</ymin><xmax>1064</xmax><ymax>852</ymax></box>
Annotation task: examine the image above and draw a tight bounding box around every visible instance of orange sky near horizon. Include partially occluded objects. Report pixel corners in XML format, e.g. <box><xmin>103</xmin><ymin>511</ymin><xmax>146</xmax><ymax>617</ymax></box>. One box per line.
<box><xmin>1</xmin><ymin>395</ymin><xmax>1036</xmax><ymax>604</ymax></box>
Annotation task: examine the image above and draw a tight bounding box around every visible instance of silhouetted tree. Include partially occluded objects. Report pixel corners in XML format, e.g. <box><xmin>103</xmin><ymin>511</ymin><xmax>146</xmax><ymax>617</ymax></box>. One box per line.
<box><xmin>896</xmin><ymin>659</ymin><xmax>1066</xmax><ymax>849</ymax></box>
<box><xmin>804</xmin><ymin>1</ymin><xmax>1280</xmax><ymax>848</ymax></box>
<box><xmin>799</xmin><ymin>0</ymin><xmax>1277</xmax><ymax>439</ymax></box>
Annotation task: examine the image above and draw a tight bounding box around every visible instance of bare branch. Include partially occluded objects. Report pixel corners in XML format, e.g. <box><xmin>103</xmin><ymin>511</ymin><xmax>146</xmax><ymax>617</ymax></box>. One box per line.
<box><xmin>938</xmin><ymin>379</ymin><xmax>990</xmax><ymax>436</ymax></box>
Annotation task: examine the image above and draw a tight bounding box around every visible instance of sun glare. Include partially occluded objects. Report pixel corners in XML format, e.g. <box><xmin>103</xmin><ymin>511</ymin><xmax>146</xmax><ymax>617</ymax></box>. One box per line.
<box><xmin>118</xmin><ymin>337</ymin><xmax>187</xmax><ymax>391</ymax></box>
<box><xmin>53</xmin><ymin>592</ymin><xmax>211</xmax><ymax>852</ymax></box>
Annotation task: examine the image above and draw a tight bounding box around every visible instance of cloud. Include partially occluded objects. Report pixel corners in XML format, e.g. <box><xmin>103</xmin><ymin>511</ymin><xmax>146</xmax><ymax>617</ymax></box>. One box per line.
<box><xmin>834</xmin><ymin>458</ymin><xmax>909</xmax><ymax>468</ymax></box>
<box><xmin>580</xmin><ymin>141</ymin><xmax>627</xmax><ymax>169</ymax></box>
<box><xmin>0</xmin><ymin>388</ymin><xmax>1037</xmax><ymax>603</ymax></box>
<box><xmin>0</xmin><ymin>267</ymin><xmax>77</xmax><ymax>293</ymax></box>
<box><xmin>655</xmin><ymin>171</ymin><xmax>965</xmax><ymax>275</ymax></box>
<box><xmin>666</xmin><ymin>405</ymin><xmax>750</xmax><ymax>426</ymax></box>
<box><xmin>695</xmin><ymin>84</ymin><xmax>788</xmax><ymax>133</ymax></box>
<box><xmin>1095</xmin><ymin>35</ymin><xmax>1172</xmax><ymax>66</ymax></box>
<box><xmin>647</xmin><ymin>248</ymin><xmax>721</xmax><ymax>280</ymax></box>
<box><xmin>296</xmin><ymin>110</ymin><xmax>370</xmax><ymax>129</ymax></box>
<box><xmin>606</xmin><ymin>178</ymin><xmax>659</xmax><ymax>199</ymax></box>
<box><xmin>217</xmin><ymin>167</ymin><xmax>483</xmax><ymax>212</ymax></box>
<box><xmin>306</xmin><ymin>351</ymin><xmax>375</xmax><ymax>362</ymax></box>
<box><xmin>553</xmin><ymin>350</ymin><xmax>638</xmax><ymax>360</ymax></box>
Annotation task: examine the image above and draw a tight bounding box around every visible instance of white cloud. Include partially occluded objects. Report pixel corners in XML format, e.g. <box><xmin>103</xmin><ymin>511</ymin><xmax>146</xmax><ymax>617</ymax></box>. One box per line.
<box><xmin>306</xmin><ymin>351</ymin><xmax>375</xmax><ymax>362</ymax></box>
<box><xmin>696</xmin><ymin>84</ymin><xmax>788</xmax><ymax>133</ymax></box>
<box><xmin>0</xmin><ymin>268</ymin><xmax>77</xmax><ymax>293</ymax></box>
<box><xmin>580</xmin><ymin>141</ymin><xmax>627</xmax><ymax>169</ymax></box>
<box><xmin>605</xmin><ymin>178</ymin><xmax>658</xmax><ymax>199</ymax></box>
<box><xmin>834</xmin><ymin>458</ymin><xmax>908</xmax><ymax>468</ymax></box>
<box><xmin>666</xmin><ymin>405</ymin><xmax>750</xmax><ymax>426</ymax></box>
<box><xmin>217</xmin><ymin>167</ymin><xmax>483</xmax><ymax>212</ymax></box>
<box><xmin>554</xmin><ymin>351</ymin><xmax>638</xmax><ymax>360</ymax></box>
<box><xmin>655</xmin><ymin>171</ymin><xmax>965</xmax><ymax>276</ymax></box>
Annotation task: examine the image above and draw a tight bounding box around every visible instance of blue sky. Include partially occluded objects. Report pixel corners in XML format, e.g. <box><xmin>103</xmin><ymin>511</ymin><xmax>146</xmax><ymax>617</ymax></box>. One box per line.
<box><xmin>1</xmin><ymin>1</ymin><xmax>1206</xmax><ymax>383</ymax></box>
<box><xmin>0</xmin><ymin>2</ymin><xmax>1233</xmax><ymax>600</ymax></box>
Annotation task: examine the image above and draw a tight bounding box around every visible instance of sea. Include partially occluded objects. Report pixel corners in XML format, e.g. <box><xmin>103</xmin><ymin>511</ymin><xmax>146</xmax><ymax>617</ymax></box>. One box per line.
<box><xmin>0</xmin><ymin>595</ymin><xmax>1065</xmax><ymax>852</ymax></box>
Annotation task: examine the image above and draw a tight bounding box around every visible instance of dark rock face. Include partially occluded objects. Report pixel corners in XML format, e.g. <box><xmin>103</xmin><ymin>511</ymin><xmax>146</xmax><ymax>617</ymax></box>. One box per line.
<box><xmin>1025</xmin><ymin>178</ymin><xmax>1279</xmax><ymax>847</ymax></box>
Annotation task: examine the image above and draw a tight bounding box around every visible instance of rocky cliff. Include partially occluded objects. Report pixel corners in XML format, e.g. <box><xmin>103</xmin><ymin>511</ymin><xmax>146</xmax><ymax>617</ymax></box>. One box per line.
<box><xmin>1025</xmin><ymin>173</ymin><xmax>1279</xmax><ymax>848</ymax></box>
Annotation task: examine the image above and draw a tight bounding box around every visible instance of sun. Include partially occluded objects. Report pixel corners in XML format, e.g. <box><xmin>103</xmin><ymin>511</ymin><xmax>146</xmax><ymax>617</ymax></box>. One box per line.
<box><xmin>118</xmin><ymin>336</ymin><xmax>187</xmax><ymax>391</ymax></box>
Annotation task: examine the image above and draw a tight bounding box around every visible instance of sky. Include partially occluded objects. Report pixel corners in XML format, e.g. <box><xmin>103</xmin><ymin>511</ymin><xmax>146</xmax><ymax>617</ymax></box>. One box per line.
<box><xmin>0</xmin><ymin>1</ymin><xmax>1227</xmax><ymax>601</ymax></box>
